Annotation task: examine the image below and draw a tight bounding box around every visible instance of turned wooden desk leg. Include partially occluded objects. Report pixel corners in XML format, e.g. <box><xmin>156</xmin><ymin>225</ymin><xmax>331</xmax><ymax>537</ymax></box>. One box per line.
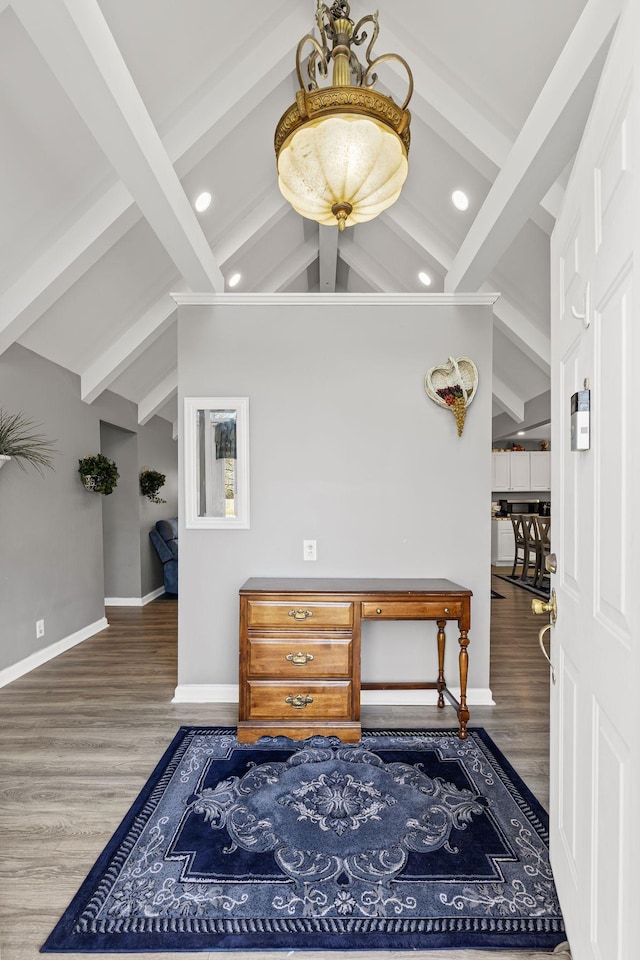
<box><xmin>436</xmin><ymin>619</ymin><xmax>446</xmax><ymax>708</ymax></box>
<box><xmin>458</xmin><ymin>628</ymin><xmax>470</xmax><ymax>739</ymax></box>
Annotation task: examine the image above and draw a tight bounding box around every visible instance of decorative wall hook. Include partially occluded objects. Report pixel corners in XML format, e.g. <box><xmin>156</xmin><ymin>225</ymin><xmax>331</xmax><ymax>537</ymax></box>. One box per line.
<box><xmin>571</xmin><ymin>280</ymin><xmax>591</xmax><ymax>328</ymax></box>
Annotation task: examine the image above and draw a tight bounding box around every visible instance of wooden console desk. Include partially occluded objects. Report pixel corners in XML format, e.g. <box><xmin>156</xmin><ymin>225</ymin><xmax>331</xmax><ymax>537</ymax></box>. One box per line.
<box><xmin>238</xmin><ymin>578</ymin><xmax>472</xmax><ymax>743</ymax></box>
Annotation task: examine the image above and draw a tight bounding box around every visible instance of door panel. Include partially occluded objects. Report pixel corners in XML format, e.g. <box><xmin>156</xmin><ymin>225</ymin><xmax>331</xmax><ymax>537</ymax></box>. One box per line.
<box><xmin>549</xmin><ymin>3</ymin><xmax>639</xmax><ymax>958</ymax></box>
<box><xmin>557</xmin><ymin>648</ymin><xmax>578</xmax><ymax>873</ymax></box>
<box><xmin>595</xmin><ymin>274</ymin><xmax>632</xmax><ymax>637</ymax></box>
<box><xmin>558</xmin><ymin>341</ymin><xmax>581</xmax><ymax>593</ymax></box>
<box><xmin>592</xmin><ymin>708</ymin><xmax>627</xmax><ymax>958</ymax></box>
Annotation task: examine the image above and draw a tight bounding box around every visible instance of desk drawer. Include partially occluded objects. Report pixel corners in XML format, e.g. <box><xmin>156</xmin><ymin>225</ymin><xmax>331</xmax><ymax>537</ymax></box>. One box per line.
<box><xmin>244</xmin><ymin>681</ymin><xmax>352</xmax><ymax>719</ymax></box>
<box><xmin>361</xmin><ymin>600</ymin><xmax>462</xmax><ymax>620</ymax></box>
<box><xmin>247</xmin><ymin>638</ymin><xmax>351</xmax><ymax>677</ymax></box>
<box><xmin>247</xmin><ymin>600</ymin><xmax>353</xmax><ymax>630</ymax></box>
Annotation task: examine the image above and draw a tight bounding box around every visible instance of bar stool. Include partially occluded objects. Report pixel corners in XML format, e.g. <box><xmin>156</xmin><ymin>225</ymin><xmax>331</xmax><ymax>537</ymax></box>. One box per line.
<box><xmin>510</xmin><ymin>516</ymin><xmax>528</xmax><ymax>578</ymax></box>
<box><xmin>533</xmin><ymin>516</ymin><xmax>551</xmax><ymax>588</ymax></box>
<box><xmin>520</xmin><ymin>514</ymin><xmax>540</xmax><ymax>582</ymax></box>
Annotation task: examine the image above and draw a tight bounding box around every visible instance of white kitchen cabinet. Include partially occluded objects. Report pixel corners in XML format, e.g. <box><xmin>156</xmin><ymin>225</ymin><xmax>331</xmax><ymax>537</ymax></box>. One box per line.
<box><xmin>509</xmin><ymin>452</ymin><xmax>531</xmax><ymax>490</ymax></box>
<box><xmin>529</xmin><ymin>451</ymin><xmax>551</xmax><ymax>490</ymax></box>
<box><xmin>491</xmin><ymin>518</ymin><xmax>514</xmax><ymax>566</ymax></box>
<box><xmin>491</xmin><ymin>450</ymin><xmax>551</xmax><ymax>492</ymax></box>
<box><xmin>491</xmin><ymin>453</ymin><xmax>510</xmax><ymax>490</ymax></box>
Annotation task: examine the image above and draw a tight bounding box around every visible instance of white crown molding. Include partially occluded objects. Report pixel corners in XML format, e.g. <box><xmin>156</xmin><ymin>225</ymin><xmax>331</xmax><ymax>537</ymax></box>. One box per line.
<box><xmin>0</xmin><ymin>617</ymin><xmax>109</xmax><ymax>689</ymax></box>
<box><xmin>172</xmin><ymin>684</ymin><xmax>495</xmax><ymax>707</ymax></box>
<box><xmin>171</xmin><ymin>292</ymin><xmax>500</xmax><ymax>306</ymax></box>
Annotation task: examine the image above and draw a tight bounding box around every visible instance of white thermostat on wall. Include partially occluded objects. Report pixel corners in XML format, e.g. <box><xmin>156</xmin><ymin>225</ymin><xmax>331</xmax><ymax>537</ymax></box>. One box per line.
<box><xmin>570</xmin><ymin>389</ymin><xmax>590</xmax><ymax>451</ymax></box>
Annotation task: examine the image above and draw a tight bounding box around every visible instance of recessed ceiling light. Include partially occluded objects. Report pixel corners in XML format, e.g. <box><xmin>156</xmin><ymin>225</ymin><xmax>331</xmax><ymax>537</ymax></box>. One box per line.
<box><xmin>451</xmin><ymin>190</ymin><xmax>469</xmax><ymax>211</ymax></box>
<box><xmin>228</xmin><ymin>272</ymin><xmax>241</xmax><ymax>288</ymax></box>
<box><xmin>517</xmin><ymin>431</ymin><xmax>526</xmax><ymax>436</ymax></box>
<box><xmin>194</xmin><ymin>191</ymin><xmax>212</xmax><ymax>212</ymax></box>
<box><xmin>418</xmin><ymin>271</ymin><xmax>432</xmax><ymax>287</ymax></box>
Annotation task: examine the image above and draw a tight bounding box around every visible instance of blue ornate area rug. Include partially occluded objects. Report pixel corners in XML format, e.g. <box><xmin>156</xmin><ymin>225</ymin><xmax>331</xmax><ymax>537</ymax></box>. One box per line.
<box><xmin>42</xmin><ymin>727</ymin><xmax>564</xmax><ymax>953</ymax></box>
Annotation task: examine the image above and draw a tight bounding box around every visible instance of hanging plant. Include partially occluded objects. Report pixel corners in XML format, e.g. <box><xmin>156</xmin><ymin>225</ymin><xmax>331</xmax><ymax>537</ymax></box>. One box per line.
<box><xmin>139</xmin><ymin>467</ymin><xmax>167</xmax><ymax>504</ymax></box>
<box><xmin>78</xmin><ymin>454</ymin><xmax>119</xmax><ymax>495</ymax></box>
<box><xmin>0</xmin><ymin>408</ymin><xmax>56</xmax><ymax>474</ymax></box>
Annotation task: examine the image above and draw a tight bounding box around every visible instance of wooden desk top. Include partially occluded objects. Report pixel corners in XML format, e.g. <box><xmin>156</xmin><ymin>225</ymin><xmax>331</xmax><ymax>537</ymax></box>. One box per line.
<box><xmin>240</xmin><ymin>577</ymin><xmax>472</xmax><ymax>597</ymax></box>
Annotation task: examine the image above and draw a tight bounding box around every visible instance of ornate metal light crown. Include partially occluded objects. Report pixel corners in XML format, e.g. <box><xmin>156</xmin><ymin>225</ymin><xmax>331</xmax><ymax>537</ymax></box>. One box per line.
<box><xmin>275</xmin><ymin>1</ymin><xmax>413</xmax><ymax>230</ymax></box>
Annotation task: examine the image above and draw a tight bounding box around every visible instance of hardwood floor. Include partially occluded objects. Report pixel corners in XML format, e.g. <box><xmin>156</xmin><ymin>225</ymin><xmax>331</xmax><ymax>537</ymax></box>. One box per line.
<box><xmin>0</xmin><ymin>573</ymin><xmax>555</xmax><ymax>960</ymax></box>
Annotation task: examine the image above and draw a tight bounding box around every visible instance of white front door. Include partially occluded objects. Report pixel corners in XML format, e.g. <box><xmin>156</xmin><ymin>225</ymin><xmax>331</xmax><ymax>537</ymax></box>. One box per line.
<box><xmin>549</xmin><ymin>2</ymin><xmax>639</xmax><ymax>957</ymax></box>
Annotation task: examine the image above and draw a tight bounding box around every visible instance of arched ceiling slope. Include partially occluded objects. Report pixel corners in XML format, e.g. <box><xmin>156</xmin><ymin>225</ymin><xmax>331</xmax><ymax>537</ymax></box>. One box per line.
<box><xmin>0</xmin><ymin>0</ymin><xmax>621</xmax><ymax>433</ymax></box>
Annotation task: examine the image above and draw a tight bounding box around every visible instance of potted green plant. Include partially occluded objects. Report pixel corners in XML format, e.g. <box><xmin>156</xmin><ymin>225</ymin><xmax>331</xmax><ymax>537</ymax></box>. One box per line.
<box><xmin>0</xmin><ymin>408</ymin><xmax>56</xmax><ymax>474</ymax></box>
<box><xmin>78</xmin><ymin>454</ymin><xmax>119</xmax><ymax>495</ymax></box>
<box><xmin>139</xmin><ymin>467</ymin><xmax>167</xmax><ymax>504</ymax></box>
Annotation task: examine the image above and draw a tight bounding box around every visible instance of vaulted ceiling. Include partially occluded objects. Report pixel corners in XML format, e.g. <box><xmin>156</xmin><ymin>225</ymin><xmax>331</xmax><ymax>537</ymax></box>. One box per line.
<box><xmin>0</xmin><ymin>0</ymin><xmax>621</xmax><ymax>433</ymax></box>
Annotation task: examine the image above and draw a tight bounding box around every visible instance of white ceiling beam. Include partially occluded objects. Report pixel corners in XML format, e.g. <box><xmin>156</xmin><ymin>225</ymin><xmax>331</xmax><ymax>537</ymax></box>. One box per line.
<box><xmin>165</xmin><ymin>2</ymin><xmax>308</xmax><ymax>177</ymax></box>
<box><xmin>80</xmin><ymin>194</ymin><xmax>288</xmax><ymax>400</ymax></box>
<box><xmin>445</xmin><ymin>0</ymin><xmax>622</xmax><ymax>292</ymax></box>
<box><xmin>382</xmin><ymin>205</ymin><xmax>552</xmax><ymax>375</ymax></box>
<box><xmin>259</xmin><ymin>239</ymin><xmax>318</xmax><ymax>293</ymax></box>
<box><xmin>138</xmin><ymin>369</ymin><xmax>178</xmax><ymax>426</ymax></box>
<box><xmin>482</xmin><ymin>284</ymin><xmax>551</xmax><ymax>375</ymax></box>
<box><xmin>493</xmin><ymin>377</ymin><xmax>525</xmax><ymax>423</ymax></box>
<box><xmin>1</xmin><ymin>3</ymin><xmax>302</xmax><ymax>356</ymax></box>
<box><xmin>382</xmin><ymin>203</ymin><xmax>455</xmax><ymax>274</ymax></box>
<box><xmin>81</xmin><ymin>293</ymin><xmax>177</xmax><ymax>404</ymax></box>
<box><xmin>319</xmin><ymin>227</ymin><xmax>338</xmax><ymax>292</ymax></box>
<box><xmin>339</xmin><ymin>242</ymin><xmax>409</xmax><ymax>293</ymax></box>
<box><xmin>0</xmin><ymin>182</ymin><xmax>137</xmax><ymax>356</ymax></box>
<box><xmin>213</xmin><ymin>191</ymin><xmax>290</xmax><ymax>269</ymax></box>
<box><xmin>382</xmin><ymin>26</ymin><xmax>562</xmax><ymax>225</ymax></box>
<box><xmin>12</xmin><ymin>0</ymin><xmax>223</xmax><ymax>293</ymax></box>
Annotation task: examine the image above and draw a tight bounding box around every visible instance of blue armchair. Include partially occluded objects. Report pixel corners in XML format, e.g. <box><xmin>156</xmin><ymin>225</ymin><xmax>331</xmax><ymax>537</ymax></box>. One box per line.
<box><xmin>149</xmin><ymin>518</ymin><xmax>178</xmax><ymax>595</ymax></box>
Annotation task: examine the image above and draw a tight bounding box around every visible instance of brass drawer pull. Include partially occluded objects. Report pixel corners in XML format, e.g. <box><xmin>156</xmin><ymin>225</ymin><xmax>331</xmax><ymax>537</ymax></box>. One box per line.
<box><xmin>288</xmin><ymin>608</ymin><xmax>313</xmax><ymax>621</ymax></box>
<box><xmin>376</xmin><ymin>608</ymin><xmax>382</xmax><ymax>614</ymax></box>
<box><xmin>444</xmin><ymin>607</ymin><xmax>450</xmax><ymax>614</ymax></box>
<box><xmin>285</xmin><ymin>694</ymin><xmax>314</xmax><ymax>709</ymax></box>
<box><xmin>286</xmin><ymin>651</ymin><xmax>314</xmax><ymax>665</ymax></box>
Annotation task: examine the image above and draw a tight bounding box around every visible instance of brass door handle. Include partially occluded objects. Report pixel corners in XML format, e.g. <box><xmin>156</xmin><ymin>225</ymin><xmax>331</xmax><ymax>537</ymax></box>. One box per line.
<box><xmin>531</xmin><ymin>588</ymin><xmax>557</xmax><ymax>624</ymax></box>
<box><xmin>285</xmin><ymin>651</ymin><xmax>314</xmax><ymax>665</ymax></box>
<box><xmin>285</xmin><ymin>694</ymin><xmax>314</xmax><ymax>708</ymax></box>
<box><xmin>288</xmin><ymin>609</ymin><xmax>313</xmax><ymax>621</ymax></box>
<box><xmin>538</xmin><ymin>623</ymin><xmax>556</xmax><ymax>685</ymax></box>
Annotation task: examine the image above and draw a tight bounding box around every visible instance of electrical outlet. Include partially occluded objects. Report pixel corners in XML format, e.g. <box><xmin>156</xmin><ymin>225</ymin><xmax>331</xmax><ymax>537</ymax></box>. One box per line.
<box><xmin>36</xmin><ymin>619</ymin><xmax>45</xmax><ymax>639</ymax></box>
<box><xmin>303</xmin><ymin>539</ymin><xmax>317</xmax><ymax>561</ymax></box>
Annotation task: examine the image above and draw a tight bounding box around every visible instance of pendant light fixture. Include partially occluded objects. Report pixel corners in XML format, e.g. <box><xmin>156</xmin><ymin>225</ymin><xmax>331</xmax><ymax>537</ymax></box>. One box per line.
<box><xmin>275</xmin><ymin>1</ymin><xmax>413</xmax><ymax>231</ymax></box>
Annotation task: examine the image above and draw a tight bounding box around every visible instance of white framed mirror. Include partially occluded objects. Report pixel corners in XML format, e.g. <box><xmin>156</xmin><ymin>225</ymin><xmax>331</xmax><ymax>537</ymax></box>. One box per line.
<box><xmin>184</xmin><ymin>397</ymin><xmax>250</xmax><ymax>529</ymax></box>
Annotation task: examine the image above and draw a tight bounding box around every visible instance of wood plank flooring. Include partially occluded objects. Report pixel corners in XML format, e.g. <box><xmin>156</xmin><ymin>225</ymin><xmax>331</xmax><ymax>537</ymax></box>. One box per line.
<box><xmin>0</xmin><ymin>573</ymin><xmax>556</xmax><ymax>960</ymax></box>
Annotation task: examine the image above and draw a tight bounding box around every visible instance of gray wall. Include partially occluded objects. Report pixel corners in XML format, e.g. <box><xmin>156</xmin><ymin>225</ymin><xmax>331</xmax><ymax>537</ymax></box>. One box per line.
<box><xmin>92</xmin><ymin>390</ymin><xmax>179</xmax><ymax>599</ymax></box>
<box><xmin>101</xmin><ymin>422</ymin><xmax>140</xmax><ymax>599</ymax></box>
<box><xmin>1</xmin><ymin>345</ymin><xmax>103</xmax><ymax>671</ymax></box>
<box><xmin>0</xmin><ymin>344</ymin><xmax>177</xmax><ymax>675</ymax></box>
<box><xmin>139</xmin><ymin>419</ymin><xmax>179</xmax><ymax>596</ymax></box>
<box><xmin>177</xmin><ymin>300</ymin><xmax>493</xmax><ymax>696</ymax></box>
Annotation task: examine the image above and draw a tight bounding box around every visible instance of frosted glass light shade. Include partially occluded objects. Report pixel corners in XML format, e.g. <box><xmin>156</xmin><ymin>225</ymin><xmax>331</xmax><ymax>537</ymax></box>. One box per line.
<box><xmin>277</xmin><ymin>114</ymin><xmax>408</xmax><ymax>229</ymax></box>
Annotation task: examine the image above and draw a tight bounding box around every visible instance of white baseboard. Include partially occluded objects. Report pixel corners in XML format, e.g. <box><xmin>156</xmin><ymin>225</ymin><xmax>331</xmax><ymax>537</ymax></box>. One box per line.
<box><xmin>0</xmin><ymin>617</ymin><xmax>109</xmax><ymax>689</ymax></box>
<box><xmin>172</xmin><ymin>684</ymin><xmax>494</xmax><ymax>706</ymax></box>
<box><xmin>105</xmin><ymin>586</ymin><xmax>165</xmax><ymax>606</ymax></box>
